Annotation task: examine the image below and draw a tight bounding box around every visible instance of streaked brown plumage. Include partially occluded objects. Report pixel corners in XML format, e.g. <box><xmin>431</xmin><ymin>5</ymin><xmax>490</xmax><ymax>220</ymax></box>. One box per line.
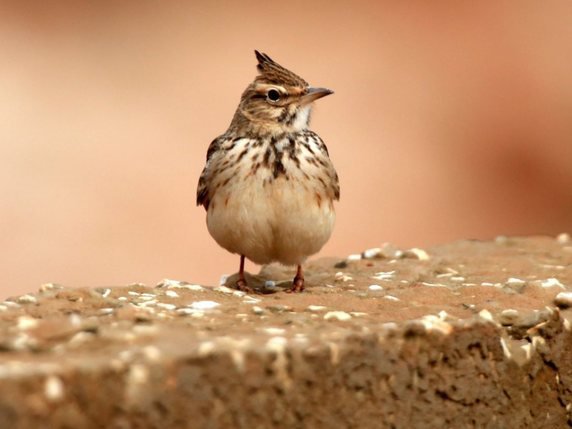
<box><xmin>197</xmin><ymin>51</ymin><xmax>339</xmax><ymax>293</ymax></box>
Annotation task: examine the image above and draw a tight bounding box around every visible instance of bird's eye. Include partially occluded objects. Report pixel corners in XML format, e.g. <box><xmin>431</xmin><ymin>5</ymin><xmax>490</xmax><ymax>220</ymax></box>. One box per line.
<box><xmin>267</xmin><ymin>89</ymin><xmax>281</xmax><ymax>102</ymax></box>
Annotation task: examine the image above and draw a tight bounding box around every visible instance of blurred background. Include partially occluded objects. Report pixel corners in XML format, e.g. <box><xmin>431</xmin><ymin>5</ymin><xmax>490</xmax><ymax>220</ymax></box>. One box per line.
<box><xmin>1</xmin><ymin>1</ymin><xmax>571</xmax><ymax>297</ymax></box>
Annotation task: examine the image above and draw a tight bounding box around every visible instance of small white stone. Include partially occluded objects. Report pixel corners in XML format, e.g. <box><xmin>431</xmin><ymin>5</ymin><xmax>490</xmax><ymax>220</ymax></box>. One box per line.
<box><xmin>324</xmin><ymin>311</ymin><xmax>352</xmax><ymax>321</ymax></box>
<box><xmin>214</xmin><ymin>286</ymin><xmax>234</xmax><ymax>294</ymax></box>
<box><xmin>252</xmin><ymin>306</ymin><xmax>264</xmax><ymax>315</ymax></box>
<box><xmin>137</xmin><ymin>299</ymin><xmax>158</xmax><ymax>307</ymax></box>
<box><xmin>128</xmin><ymin>364</ymin><xmax>149</xmax><ymax>385</ymax></box>
<box><xmin>118</xmin><ymin>297</ymin><xmax>128</xmax><ymax>302</ymax></box>
<box><xmin>538</xmin><ymin>278</ymin><xmax>566</xmax><ymax>289</ymax></box>
<box><xmin>451</xmin><ymin>276</ymin><xmax>465</xmax><ymax>282</ymax></box>
<box><xmin>362</xmin><ymin>247</ymin><xmax>382</xmax><ymax>259</ymax></box>
<box><xmin>127</xmin><ymin>291</ymin><xmax>140</xmax><ymax>296</ymax></box>
<box><xmin>371</xmin><ymin>271</ymin><xmax>395</xmax><ymax>281</ymax></box>
<box><xmin>198</xmin><ymin>341</ymin><xmax>216</xmax><ymax>356</ymax></box>
<box><xmin>17</xmin><ymin>316</ymin><xmax>39</xmax><ymax>330</ymax></box>
<box><xmin>481</xmin><ymin>282</ymin><xmax>495</xmax><ymax>287</ymax></box>
<box><xmin>368</xmin><ymin>284</ymin><xmax>384</xmax><ymax>291</ymax></box>
<box><xmin>189</xmin><ymin>300</ymin><xmax>220</xmax><ymax>310</ymax></box>
<box><xmin>68</xmin><ymin>331</ymin><xmax>94</xmax><ymax>346</ymax></box>
<box><xmin>142</xmin><ymin>345</ymin><xmax>162</xmax><ymax>362</ymax></box>
<box><xmin>405</xmin><ymin>248</ymin><xmax>430</xmax><ymax>261</ymax></box>
<box><xmin>436</xmin><ymin>273</ymin><xmax>454</xmax><ymax>278</ymax></box>
<box><xmin>307</xmin><ymin>305</ymin><xmax>327</xmax><ymax>312</ymax></box>
<box><xmin>98</xmin><ymin>308</ymin><xmax>114</xmax><ymax>315</ymax></box>
<box><xmin>39</xmin><ymin>283</ymin><xmax>62</xmax><ymax>292</ymax></box>
<box><xmin>438</xmin><ymin>310</ymin><xmax>449</xmax><ymax>320</ymax></box>
<box><xmin>478</xmin><ymin>309</ymin><xmax>494</xmax><ymax>322</ymax></box>
<box><xmin>164</xmin><ymin>290</ymin><xmax>179</xmax><ymax>298</ymax></box>
<box><xmin>495</xmin><ymin>235</ymin><xmax>509</xmax><ymax>244</ymax></box>
<box><xmin>506</xmin><ymin>278</ymin><xmax>526</xmax><ymax>285</ymax></box>
<box><xmin>44</xmin><ymin>376</ymin><xmax>64</xmax><ymax>402</ymax></box>
<box><xmin>347</xmin><ymin>253</ymin><xmax>362</xmax><ymax>261</ymax></box>
<box><xmin>243</xmin><ymin>296</ymin><xmax>262</xmax><ymax>304</ymax></box>
<box><xmin>554</xmin><ymin>292</ymin><xmax>572</xmax><ymax>308</ymax></box>
<box><xmin>98</xmin><ymin>288</ymin><xmax>112</xmax><ymax>298</ymax></box>
<box><xmin>420</xmin><ymin>315</ymin><xmax>453</xmax><ymax>335</ymax></box>
<box><xmin>264</xmin><ymin>327</ymin><xmax>286</xmax><ymax>335</ymax></box>
<box><xmin>156</xmin><ymin>302</ymin><xmax>177</xmax><ymax>311</ymax></box>
<box><xmin>334</xmin><ymin>272</ymin><xmax>353</xmax><ymax>282</ymax></box>
<box><xmin>421</xmin><ymin>282</ymin><xmax>447</xmax><ymax>288</ymax></box>
<box><xmin>383</xmin><ymin>295</ymin><xmax>400</xmax><ymax>301</ymax></box>
<box><xmin>17</xmin><ymin>294</ymin><xmax>37</xmax><ymax>304</ymax></box>
<box><xmin>557</xmin><ymin>233</ymin><xmax>571</xmax><ymax>244</ymax></box>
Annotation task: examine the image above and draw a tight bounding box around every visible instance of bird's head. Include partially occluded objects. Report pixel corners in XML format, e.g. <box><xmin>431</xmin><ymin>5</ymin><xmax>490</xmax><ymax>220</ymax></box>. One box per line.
<box><xmin>231</xmin><ymin>51</ymin><xmax>333</xmax><ymax>136</ymax></box>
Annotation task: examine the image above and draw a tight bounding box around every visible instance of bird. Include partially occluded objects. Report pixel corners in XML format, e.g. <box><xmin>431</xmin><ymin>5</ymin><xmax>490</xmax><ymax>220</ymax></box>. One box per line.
<box><xmin>196</xmin><ymin>50</ymin><xmax>339</xmax><ymax>293</ymax></box>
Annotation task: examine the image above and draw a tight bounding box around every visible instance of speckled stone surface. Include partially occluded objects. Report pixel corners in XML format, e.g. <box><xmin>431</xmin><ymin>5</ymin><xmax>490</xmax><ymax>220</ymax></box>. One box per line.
<box><xmin>1</xmin><ymin>235</ymin><xmax>572</xmax><ymax>428</ymax></box>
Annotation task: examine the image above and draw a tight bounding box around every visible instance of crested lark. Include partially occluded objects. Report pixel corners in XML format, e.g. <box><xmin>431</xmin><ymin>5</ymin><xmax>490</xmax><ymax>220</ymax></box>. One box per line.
<box><xmin>197</xmin><ymin>51</ymin><xmax>339</xmax><ymax>293</ymax></box>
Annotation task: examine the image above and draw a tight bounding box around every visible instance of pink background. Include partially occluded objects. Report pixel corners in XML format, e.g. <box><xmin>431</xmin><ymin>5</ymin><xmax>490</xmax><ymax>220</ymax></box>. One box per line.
<box><xmin>1</xmin><ymin>1</ymin><xmax>571</xmax><ymax>297</ymax></box>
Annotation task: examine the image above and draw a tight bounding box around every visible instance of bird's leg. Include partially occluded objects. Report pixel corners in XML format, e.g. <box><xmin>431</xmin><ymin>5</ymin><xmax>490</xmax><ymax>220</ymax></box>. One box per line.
<box><xmin>235</xmin><ymin>255</ymin><xmax>252</xmax><ymax>292</ymax></box>
<box><xmin>288</xmin><ymin>265</ymin><xmax>305</xmax><ymax>293</ymax></box>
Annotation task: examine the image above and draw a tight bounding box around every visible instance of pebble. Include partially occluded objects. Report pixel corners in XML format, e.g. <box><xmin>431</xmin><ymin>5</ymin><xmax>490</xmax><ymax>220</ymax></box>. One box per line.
<box><xmin>362</xmin><ymin>247</ymin><xmax>382</xmax><ymax>259</ymax></box>
<box><xmin>347</xmin><ymin>254</ymin><xmax>362</xmax><ymax>261</ymax></box>
<box><xmin>189</xmin><ymin>301</ymin><xmax>220</xmax><ymax>310</ymax></box>
<box><xmin>164</xmin><ymin>290</ymin><xmax>179</xmax><ymax>298</ymax></box>
<box><xmin>17</xmin><ymin>316</ymin><xmax>39</xmax><ymax>330</ymax></box>
<box><xmin>403</xmin><ymin>248</ymin><xmax>430</xmax><ymax>261</ymax></box>
<box><xmin>557</xmin><ymin>233</ymin><xmax>570</xmax><ymax>244</ymax></box>
<box><xmin>554</xmin><ymin>292</ymin><xmax>572</xmax><ymax>309</ymax></box>
<box><xmin>371</xmin><ymin>271</ymin><xmax>395</xmax><ymax>281</ymax></box>
<box><xmin>478</xmin><ymin>309</ymin><xmax>494</xmax><ymax>322</ymax></box>
<box><xmin>95</xmin><ymin>288</ymin><xmax>112</xmax><ymax>298</ymax></box>
<box><xmin>495</xmin><ymin>235</ymin><xmax>509</xmax><ymax>244</ymax></box>
<box><xmin>535</xmin><ymin>278</ymin><xmax>566</xmax><ymax>289</ymax></box>
<box><xmin>155</xmin><ymin>303</ymin><xmax>177</xmax><ymax>311</ymax></box>
<box><xmin>17</xmin><ymin>294</ymin><xmax>37</xmax><ymax>304</ymax></box>
<box><xmin>421</xmin><ymin>282</ymin><xmax>447</xmax><ymax>288</ymax></box>
<box><xmin>334</xmin><ymin>272</ymin><xmax>353</xmax><ymax>282</ymax></box>
<box><xmin>368</xmin><ymin>284</ymin><xmax>383</xmax><ymax>291</ymax></box>
<box><xmin>499</xmin><ymin>309</ymin><xmax>520</xmax><ymax>325</ymax></box>
<box><xmin>307</xmin><ymin>305</ymin><xmax>327</xmax><ymax>312</ymax></box>
<box><xmin>38</xmin><ymin>283</ymin><xmax>63</xmax><ymax>293</ymax></box>
<box><xmin>383</xmin><ymin>295</ymin><xmax>400</xmax><ymax>301</ymax></box>
<box><xmin>44</xmin><ymin>376</ymin><xmax>64</xmax><ymax>402</ymax></box>
<box><xmin>251</xmin><ymin>306</ymin><xmax>264</xmax><ymax>315</ymax></box>
<box><xmin>264</xmin><ymin>327</ymin><xmax>286</xmax><ymax>335</ymax></box>
<box><xmin>214</xmin><ymin>286</ymin><xmax>234</xmax><ymax>294</ymax></box>
<box><xmin>142</xmin><ymin>345</ymin><xmax>162</xmax><ymax>361</ymax></box>
<box><xmin>324</xmin><ymin>311</ymin><xmax>352</xmax><ymax>321</ymax></box>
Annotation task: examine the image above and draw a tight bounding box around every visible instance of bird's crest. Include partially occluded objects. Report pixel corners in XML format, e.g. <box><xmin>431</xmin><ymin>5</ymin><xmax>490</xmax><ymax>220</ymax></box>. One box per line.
<box><xmin>254</xmin><ymin>50</ymin><xmax>308</xmax><ymax>87</ymax></box>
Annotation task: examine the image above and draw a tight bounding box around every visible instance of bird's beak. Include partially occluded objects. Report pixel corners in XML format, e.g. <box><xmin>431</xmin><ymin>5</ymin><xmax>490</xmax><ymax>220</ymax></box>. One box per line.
<box><xmin>299</xmin><ymin>87</ymin><xmax>334</xmax><ymax>105</ymax></box>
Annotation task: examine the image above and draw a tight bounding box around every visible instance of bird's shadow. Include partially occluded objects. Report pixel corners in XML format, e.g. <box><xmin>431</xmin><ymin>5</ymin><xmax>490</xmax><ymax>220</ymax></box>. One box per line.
<box><xmin>223</xmin><ymin>266</ymin><xmax>296</xmax><ymax>295</ymax></box>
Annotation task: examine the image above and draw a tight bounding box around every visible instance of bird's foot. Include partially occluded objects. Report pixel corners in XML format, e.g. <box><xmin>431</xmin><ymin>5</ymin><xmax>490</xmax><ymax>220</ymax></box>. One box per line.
<box><xmin>287</xmin><ymin>275</ymin><xmax>305</xmax><ymax>293</ymax></box>
<box><xmin>235</xmin><ymin>278</ymin><xmax>253</xmax><ymax>293</ymax></box>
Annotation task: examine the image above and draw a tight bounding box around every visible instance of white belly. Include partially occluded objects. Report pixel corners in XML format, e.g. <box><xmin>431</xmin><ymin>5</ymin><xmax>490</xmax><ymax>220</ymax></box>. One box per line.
<box><xmin>206</xmin><ymin>176</ymin><xmax>335</xmax><ymax>266</ymax></box>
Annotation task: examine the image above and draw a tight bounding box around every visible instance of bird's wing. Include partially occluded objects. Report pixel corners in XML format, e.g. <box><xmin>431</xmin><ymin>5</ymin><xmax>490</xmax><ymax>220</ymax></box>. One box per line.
<box><xmin>196</xmin><ymin>135</ymin><xmax>226</xmax><ymax>209</ymax></box>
